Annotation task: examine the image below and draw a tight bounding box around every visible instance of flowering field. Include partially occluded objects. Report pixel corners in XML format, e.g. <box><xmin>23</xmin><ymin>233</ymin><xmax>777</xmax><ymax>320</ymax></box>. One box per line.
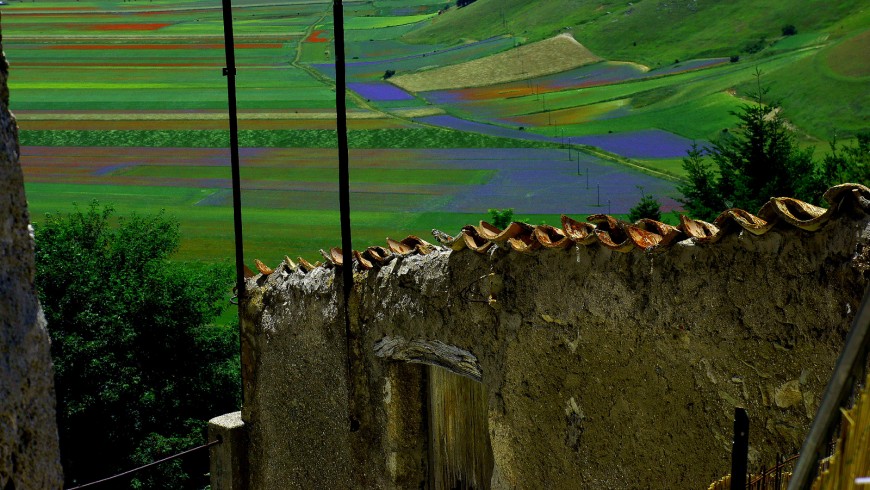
<box><xmin>347</xmin><ymin>82</ymin><xmax>415</xmax><ymax>101</ymax></box>
<box><xmin>13</xmin><ymin>0</ymin><xmax>688</xmax><ymax>266</ymax></box>
<box><xmin>23</xmin><ymin>145</ymin><xmax>678</xmax><ymax>264</ymax></box>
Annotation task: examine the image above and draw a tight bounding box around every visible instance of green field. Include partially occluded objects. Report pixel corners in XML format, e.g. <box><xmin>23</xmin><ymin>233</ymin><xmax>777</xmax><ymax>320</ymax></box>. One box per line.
<box><xmin>8</xmin><ymin>0</ymin><xmax>868</xmax><ymax>272</ymax></box>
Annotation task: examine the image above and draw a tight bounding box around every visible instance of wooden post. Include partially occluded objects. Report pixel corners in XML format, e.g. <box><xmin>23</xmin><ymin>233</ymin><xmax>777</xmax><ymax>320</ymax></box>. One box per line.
<box><xmin>731</xmin><ymin>407</ymin><xmax>749</xmax><ymax>490</ymax></box>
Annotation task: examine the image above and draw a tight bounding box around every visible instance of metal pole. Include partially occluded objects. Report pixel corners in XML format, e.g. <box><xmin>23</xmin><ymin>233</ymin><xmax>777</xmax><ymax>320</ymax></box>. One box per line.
<box><xmin>220</xmin><ymin>0</ymin><xmax>245</xmax><ymax>301</ymax></box>
<box><xmin>730</xmin><ymin>407</ymin><xmax>749</xmax><ymax>490</ymax></box>
<box><xmin>788</xmin><ymin>285</ymin><xmax>870</xmax><ymax>490</ymax></box>
<box><xmin>332</xmin><ymin>0</ymin><xmax>359</xmax><ymax>433</ymax></box>
<box><xmin>332</xmin><ymin>0</ymin><xmax>353</xmax><ymax>291</ymax></box>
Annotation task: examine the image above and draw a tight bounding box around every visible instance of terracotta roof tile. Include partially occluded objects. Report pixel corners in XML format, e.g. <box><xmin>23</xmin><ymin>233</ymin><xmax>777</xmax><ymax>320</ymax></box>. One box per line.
<box><xmin>250</xmin><ymin>184</ymin><xmax>870</xmax><ymax>276</ymax></box>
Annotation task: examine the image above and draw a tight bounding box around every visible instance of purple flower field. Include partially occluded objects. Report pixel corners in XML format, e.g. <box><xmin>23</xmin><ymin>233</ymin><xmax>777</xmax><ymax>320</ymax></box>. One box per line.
<box><xmin>348</xmin><ymin>82</ymin><xmax>415</xmax><ymax>101</ymax></box>
<box><xmin>418</xmin><ymin>148</ymin><xmax>680</xmax><ymax>215</ymax></box>
<box><xmin>573</xmin><ymin>130</ymin><xmax>697</xmax><ymax>159</ymax></box>
<box><xmin>417</xmin><ymin>116</ymin><xmax>699</xmax><ymax>160</ymax></box>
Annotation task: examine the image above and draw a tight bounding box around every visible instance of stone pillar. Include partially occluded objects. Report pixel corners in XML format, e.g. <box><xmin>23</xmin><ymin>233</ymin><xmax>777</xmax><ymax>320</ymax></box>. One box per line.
<box><xmin>0</xmin><ymin>26</ymin><xmax>64</xmax><ymax>490</ymax></box>
<box><xmin>208</xmin><ymin>412</ymin><xmax>248</xmax><ymax>490</ymax></box>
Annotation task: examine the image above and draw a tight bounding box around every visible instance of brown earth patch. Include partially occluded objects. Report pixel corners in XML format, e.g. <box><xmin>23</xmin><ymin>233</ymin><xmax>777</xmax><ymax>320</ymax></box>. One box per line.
<box><xmin>825</xmin><ymin>30</ymin><xmax>869</xmax><ymax>78</ymax></box>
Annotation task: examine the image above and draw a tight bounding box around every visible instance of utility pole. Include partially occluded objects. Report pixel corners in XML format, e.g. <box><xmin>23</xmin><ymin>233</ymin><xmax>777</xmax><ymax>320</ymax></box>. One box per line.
<box><xmin>220</xmin><ymin>0</ymin><xmax>245</xmax><ymax>301</ymax></box>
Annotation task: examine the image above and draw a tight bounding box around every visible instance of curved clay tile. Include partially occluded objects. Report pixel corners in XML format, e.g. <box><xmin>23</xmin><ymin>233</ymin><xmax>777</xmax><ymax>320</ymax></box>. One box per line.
<box><xmin>508</xmin><ymin>233</ymin><xmax>540</xmax><ymax>254</ymax></box>
<box><xmin>386</xmin><ymin>237</ymin><xmax>415</xmax><ymax>255</ymax></box>
<box><xmin>363</xmin><ymin>246</ymin><xmax>393</xmax><ymax>265</ymax></box>
<box><xmin>767</xmin><ymin>197</ymin><xmax>829</xmax><ymax>231</ymax></box>
<box><xmin>297</xmin><ymin>256</ymin><xmax>318</xmax><ymax>273</ymax></box>
<box><xmin>399</xmin><ymin>235</ymin><xmax>436</xmax><ymax>255</ymax></box>
<box><xmin>634</xmin><ymin>218</ymin><xmax>683</xmax><ymax>246</ymax></box>
<box><xmin>353</xmin><ymin>250</ymin><xmax>373</xmax><ymax>270</ymax></box>
<box><xmin>679</xmin><ymin>215</ymin><xmax>721</xmax><ymax>243</ymax></box>
<box><xmin>534</xmin><ymin>224</ymin><xmax>572</xmax><ymax>249</ymax></box>
<box><xmin>461</xmin><ymin>225</ymin><xmax>493</xmax><ymax>253</ymax></box>
<box><xmin>561</xmin><ymin>215</ymin><xmax>598</xmax><ymax>245</ymax></box>
<box><xmin>328</xmin><ymin>247</ymin><xmax>345</xmax><ymax>267</ymax></box>
<box><xmin>824</xmin><ymin>183</ymin><xmax>870</xmax><ymax>210</ymax></box>
<box><xmin>475</xmin><ymin>221</ymin><xmax>503</xmax><ymax>241</ymax></box>
<box><xmin>283</xmin><ymin>255</ymin><xmax>298</xmax><ymax>272</ymax></box>
<box><xmin>714</xmin><ymin>208</ymin><xmax>773</xmax><ymax>235</ymax></box>
<box><xmin>319</xmin><ymin>249</ymin><xmax>334</xmax><ymax>267</ymax></box>
<box><xmin>254</xmin><ymin>258</ymin><xmax>274</xmax><ymax>276</ymax></box>
<box><xmin>588</xmin><ymin>214</ymin><xmax>634</xmax><ymax>252</ymax></box>
<box><xmin>476</xmin><ymin>221</ymin><xmax>534</xmax><ymax>242</ymax></box>
<box><xmin>624</xmin><ymin>225</ymin><xmax>663</xmax><ymax>250</ymax></box>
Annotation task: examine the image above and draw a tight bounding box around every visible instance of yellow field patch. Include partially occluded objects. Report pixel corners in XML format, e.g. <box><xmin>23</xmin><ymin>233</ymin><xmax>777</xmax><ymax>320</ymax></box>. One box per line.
<box><xmin>387</xmin><ymin>107</ymin><xmax>446</xmax><ymax>118</ymax></box>
<box><xmin>390</xmin><ymin>34</ymin><xmax>603</xmax><ymax>92</ymax></box>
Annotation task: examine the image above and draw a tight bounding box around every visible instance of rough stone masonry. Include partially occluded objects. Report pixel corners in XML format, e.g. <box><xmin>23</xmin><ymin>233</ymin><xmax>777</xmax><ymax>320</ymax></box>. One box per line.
<box><xmin>226</xmin><ymin>186</ymin><xmax>870</xmax><ymax>489</ymax></box>
<box><xmin>0</xmin><ymin>29</ymin><xmax>64</xmax><ymax>490</ymax></box>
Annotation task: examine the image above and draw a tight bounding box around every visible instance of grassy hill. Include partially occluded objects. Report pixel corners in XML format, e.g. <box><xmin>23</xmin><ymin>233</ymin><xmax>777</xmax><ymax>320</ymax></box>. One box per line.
<box><xmin>401</xmin><ymin>0</ymin><xmax>868</xmax><ymax>141</ymax></box>
<box><xmin>404</xmin><ymin>0</ymin><xmax>869</xmax><ymax>67</ymax></box>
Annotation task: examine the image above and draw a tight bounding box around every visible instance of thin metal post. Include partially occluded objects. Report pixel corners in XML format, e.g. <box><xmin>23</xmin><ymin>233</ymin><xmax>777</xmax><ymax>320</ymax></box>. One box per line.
<box><xmin>789</xmin><ymin>285</ymin><xmax>870</xmax><ymax>490</ymax></box>
<box><xmin>731</xmin><ymin>407</ymin><xmax>749</xmax><ymax>490</ymax></box>
<box><xmin>332</xmin><ymin>0</ymin><xmax>358</xmax><ymax>433</ymax></box>
<box><xmin>332</xmin><ymin>1</ymin><xmax>353</xmax><ymax>285</ymax></box>
<box><xmin>220</xmin><ymin>0</ymin><xmax>245</xmax><ymax>301</ymax></box>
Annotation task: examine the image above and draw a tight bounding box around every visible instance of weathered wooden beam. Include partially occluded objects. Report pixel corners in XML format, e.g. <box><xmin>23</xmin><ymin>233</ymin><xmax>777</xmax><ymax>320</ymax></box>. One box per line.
<box><xmin>374</xmin><ymin>337</ymin><xmax>483</xmax><ymax>382</ymax></box>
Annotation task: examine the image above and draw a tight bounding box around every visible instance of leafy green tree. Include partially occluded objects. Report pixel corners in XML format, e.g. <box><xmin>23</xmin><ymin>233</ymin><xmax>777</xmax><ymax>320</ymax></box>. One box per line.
<box><xmin>628</xmin><ymin>187</ymin><xmax>662</xmax><ymax>222</ymax></box>
<box><xmin>678</xmin><ymin>78</ymin><xmax>822</xmax><ymax>221</ymax></box>
<box><xmin>34</xmin><ymin>202</ymin><xmax>239</xmax><ymax>489</ymax></box>
<box><xmin>713</xmin><ymin>101</ymin><xmax>816</xmax><ymax>213</ymax></box>
<box><xmin>677</xmin><ymin>143</ymin><xmax>724</xmax><ymax>220</ymax></box>
<box><xmin>488</xmin><ymin>208</ymin><xmax>514</xmax><ymax>228</ymax></box>
<box><xmin>820</xmin><ymin>133</ymin><xmax>870</xmax><ymax>187</ymax></box>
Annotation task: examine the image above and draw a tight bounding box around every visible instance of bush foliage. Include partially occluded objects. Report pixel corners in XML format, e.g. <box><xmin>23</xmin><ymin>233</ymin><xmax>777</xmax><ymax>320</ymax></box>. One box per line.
<box><xmin>488</xmin><ymin>208</ymin><xmax>514</xmax><ymax>229</ymax></box>
<box><xmin>20</xmin><ymin>128</ymin><xmax>562</xmax><ymax>150</ymax></box>
<box><xmin>628</xmin><ymin>188</ymin><xmax>662</xmax><ymax>222</ymax></box>
<box><xmin>34</xmin><ymin>203</ymin><xmax>239</xmax><ymax>489</ymax></box>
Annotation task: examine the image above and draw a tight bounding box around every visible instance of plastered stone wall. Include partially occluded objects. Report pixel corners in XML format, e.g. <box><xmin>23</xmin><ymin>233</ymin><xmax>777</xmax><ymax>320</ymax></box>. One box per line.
<box><xmin>0</xmin><ymin>31</ymin><xmax>64</xmax><ymax>490</ymax></box>
<box><xmin>241</xmin><ymin>211</ymin><xmax>870</xmax><ymax>489</ymax></box>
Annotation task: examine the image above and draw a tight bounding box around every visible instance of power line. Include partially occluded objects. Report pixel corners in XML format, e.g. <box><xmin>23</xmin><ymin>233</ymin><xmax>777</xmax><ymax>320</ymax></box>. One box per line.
<box><xmin>66</xmin><ymin>439</ymin><xmax>221</xmax><ymax>490</ymax></box>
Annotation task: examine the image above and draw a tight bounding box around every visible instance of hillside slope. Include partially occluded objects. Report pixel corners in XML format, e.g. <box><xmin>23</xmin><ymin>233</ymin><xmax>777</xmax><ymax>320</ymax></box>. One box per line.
<box><xmin>390</xmin><ymin>34</ymin><xmax>602</xmax><ymax>91</ymax></box>
<box><xmin>405</xmin><ymin>0</ymin><xmax>869</xmax><ymax>68</ymax></box>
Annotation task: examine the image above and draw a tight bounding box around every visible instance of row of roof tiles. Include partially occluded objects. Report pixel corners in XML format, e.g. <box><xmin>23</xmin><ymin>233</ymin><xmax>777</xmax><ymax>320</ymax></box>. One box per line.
<box><xmin>250</xmin><ymin>183</ymin><xmax>870</xmax><ymax>277</ymax></box>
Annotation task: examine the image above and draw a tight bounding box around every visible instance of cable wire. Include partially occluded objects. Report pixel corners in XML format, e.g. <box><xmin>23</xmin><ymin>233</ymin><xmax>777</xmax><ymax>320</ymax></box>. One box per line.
<box><xmin>65</xmin><ymin>439</ymin><xmax>221</xmax><ymax>490</ymax></box>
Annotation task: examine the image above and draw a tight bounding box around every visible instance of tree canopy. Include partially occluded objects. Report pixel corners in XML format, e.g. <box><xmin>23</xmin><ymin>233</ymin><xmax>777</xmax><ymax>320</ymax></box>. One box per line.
<box><xmin>34</xmin><ymin>202</ymin><xmax>239</xmax><ymax>489</ymax></box>
<box><xmin>678</xmin><ymin>92</ymin><xmax>824</xmax><ymax>221</ymax></box>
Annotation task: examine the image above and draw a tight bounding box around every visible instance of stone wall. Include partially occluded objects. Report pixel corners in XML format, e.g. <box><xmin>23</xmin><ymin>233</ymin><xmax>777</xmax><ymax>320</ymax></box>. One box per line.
<box><xmin>0</xmin><ymin>33</ymin><xmax>64</xmax><ymax>490</ymax></box>
<box><xmin>237</xmin><ymin>191</ymin><xmax>870</xmax><ymax>489</ymax></box>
